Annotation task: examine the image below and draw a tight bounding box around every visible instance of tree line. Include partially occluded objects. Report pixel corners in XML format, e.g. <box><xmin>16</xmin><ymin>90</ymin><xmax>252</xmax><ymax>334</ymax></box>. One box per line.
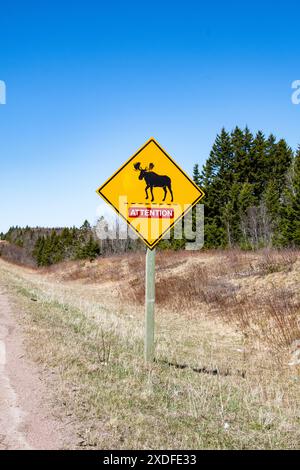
<box><xmin>0</xmin><ymin>221</ymin><xmax>100</xmax><ymax>266</ymax></box>
<box><xmin>33</xmin><ymin>221</ymin><xmax>101</xmax><ymax>266</ymax></box>
<box><xmin>194</xmin><ymin>126</ymin><xmax>300</xmax><ymax>248</ymax></box>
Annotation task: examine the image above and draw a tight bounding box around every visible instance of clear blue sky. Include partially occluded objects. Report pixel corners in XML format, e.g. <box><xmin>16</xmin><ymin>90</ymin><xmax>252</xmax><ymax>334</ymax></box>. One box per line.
<box><xmin>1</xmin><ymin>0</ymin><xmax>299</xmax><ymax>233</ymax></box>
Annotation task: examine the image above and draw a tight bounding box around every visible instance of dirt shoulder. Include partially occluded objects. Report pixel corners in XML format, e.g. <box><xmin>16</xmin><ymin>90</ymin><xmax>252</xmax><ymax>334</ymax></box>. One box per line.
<box><xmin>0</xmin><ymin>283</ymin><xmax>69</xmax><ymax>450</ymax></box>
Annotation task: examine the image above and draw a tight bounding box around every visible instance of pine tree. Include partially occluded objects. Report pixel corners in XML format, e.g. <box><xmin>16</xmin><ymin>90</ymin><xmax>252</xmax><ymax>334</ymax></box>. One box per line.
<box><xmin>193</xmin><ymin>164</ymin><xmax>201</xmax><ymax>186</ymax></box>
<box><xmin>221</xmin><ymin>182</ymin><xmax>242</xmax><ymax>246</ymax></box>
<box><xmin>232</xmin><ymin>126</ymin><xmax>253</xmax><ymax>185</ymax></box>
<box><xmin>237</xmin><ymin>182</ymin><xmax>258</xmax><ymax>247</ymax></box>
<box><xmin>271</xmin><ymin>139</ymin><xmax>293</xmax><ymax>192</ymax></box>
<box><xmin>81</xmin><ymin>220</ymin><xmax>91</xmax><ymax>231</ymax></box>
<box><xmin>33</xmin><ymin>236</ymin><xmax>44</xmax><ymax>266</ymax></box>
<box><xmin>86</xmin><ymin>235</ymin><xmax>100</xmax><ymax>260</ymax></box>
<box><xmin>200</xmin><ymin>128</ymin><xmax>233</xmax><ymax>246</ymax></box>
<box><xmin>41</xmin><ymin>236</ymin><xmax>53</xmax><ymax>266</ymax></box>
<box><xmin>263</xmin><ymin>180</ymin><xmax>280</xmax><ymax>219</ymax></box>
<box><xmin>75</xmin><ymin>235</ymin><xmax>100</xmax><ymax>260</ymax></box>
<box><xmin>250</xmin><ymin>131</ymin><xmax>267</xmax><ymax>197</ymax></box>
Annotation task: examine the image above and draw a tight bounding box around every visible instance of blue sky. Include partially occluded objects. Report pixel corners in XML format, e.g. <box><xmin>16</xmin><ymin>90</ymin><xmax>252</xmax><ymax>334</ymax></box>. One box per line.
<box><xmin>0</xmin><ymin>0</ymin><xmax>299</xmax><ymax>233</ymax></box>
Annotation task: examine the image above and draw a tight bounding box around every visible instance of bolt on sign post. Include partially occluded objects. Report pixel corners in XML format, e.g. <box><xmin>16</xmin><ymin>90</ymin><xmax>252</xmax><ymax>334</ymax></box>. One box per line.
<box><xmin>96</xmin><ymin>138</ymin><xmax>205</xmax><ymax>362</ymax></box>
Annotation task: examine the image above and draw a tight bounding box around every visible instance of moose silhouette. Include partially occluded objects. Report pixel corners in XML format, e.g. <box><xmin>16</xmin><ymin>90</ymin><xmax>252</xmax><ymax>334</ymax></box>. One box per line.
<box><xmin>133</xmin><ymin>162</ymin><xmax>173</xmax><ymax>202</ymax></box>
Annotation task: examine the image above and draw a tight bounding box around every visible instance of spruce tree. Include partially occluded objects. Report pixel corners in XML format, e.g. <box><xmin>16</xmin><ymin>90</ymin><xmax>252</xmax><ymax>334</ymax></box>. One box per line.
<box><xmin>81</xmin><ymin>220</ymin><xmax>91</xmax><ymax>231</ymax></box>
<box><xmin>33</xmin><ymin>236</ymin><xmax>44</xmax><ymax>266</ymax></box>
<box><xmin>221</xmin><ymin>182</ymin><xmax>242</xmax><ymax>246</ymax></box>
<box><xmin>193</xmin><ymin>164</ymin><xmax>201</xmax><ymax>186</ymax></box>
<box><xmin>271</xmin><ymin>139</ymin><xmax>293</xmax><ymax>192</ymax></box>
<box><xmin>231</xmin><ymin>126</ymin><xmax>253</xmax><ymax>185</ymax></box>
<box><xmin>250</xmin><ymin>131</ymin><xmax>267</xmax><ymax>197</ymax></box>
<box><xmin>200</xmin><ymin>128</ymin><xmax>233</xmax><ymax>246</ymax></box>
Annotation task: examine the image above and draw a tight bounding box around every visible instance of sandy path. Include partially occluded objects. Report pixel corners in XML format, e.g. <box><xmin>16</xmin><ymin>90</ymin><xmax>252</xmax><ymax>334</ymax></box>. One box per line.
<box><xmin>0</xmin><ymin>285</ymin><xmax>64</xmax><ymax>450</ymax></box>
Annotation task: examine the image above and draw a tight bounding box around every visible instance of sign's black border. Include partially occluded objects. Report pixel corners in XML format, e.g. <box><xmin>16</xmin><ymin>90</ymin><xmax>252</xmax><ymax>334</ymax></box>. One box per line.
<box><xmin>96</xmin><ymin>138</ymin><xmax>205</xmax><ymax>249</ymax></box>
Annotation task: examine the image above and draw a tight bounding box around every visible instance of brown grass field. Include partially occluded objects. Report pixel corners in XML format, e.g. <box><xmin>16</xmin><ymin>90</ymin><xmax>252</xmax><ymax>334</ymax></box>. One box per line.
<box><xmin>0</xmin><ymin>248</ymin><xmax>299</xmax><ymax>449</ymax></box>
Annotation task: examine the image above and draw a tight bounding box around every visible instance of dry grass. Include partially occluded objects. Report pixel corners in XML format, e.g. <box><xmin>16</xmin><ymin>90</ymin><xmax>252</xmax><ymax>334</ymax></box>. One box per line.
<box><xmin>0</xmin><ymin>249</ymin><xmax>299</xmax><ymax>450</ymax></box>
<box><xmin>119</xmin><ymin>249</ymin><xmax>300</xmax><ymax>351</ymax></box>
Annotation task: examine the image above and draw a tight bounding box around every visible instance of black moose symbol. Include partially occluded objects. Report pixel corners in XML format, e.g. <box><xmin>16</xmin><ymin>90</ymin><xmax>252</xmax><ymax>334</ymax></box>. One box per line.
<box><xmin>133</xmin><ymin>162</ymin><xmax>174</xmax><ymax>202</ymax></box>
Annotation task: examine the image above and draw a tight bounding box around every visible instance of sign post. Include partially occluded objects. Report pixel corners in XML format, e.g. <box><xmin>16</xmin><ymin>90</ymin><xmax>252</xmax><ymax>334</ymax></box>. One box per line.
<box><xmin>96</xmin><ymin>138</ymin><xmax>204</xmax><ymax>363</ymax></box>
<box><xmin>145</xmin><ymin>248</ymin><xmax>156</xmax><ymax>362</ymax></box>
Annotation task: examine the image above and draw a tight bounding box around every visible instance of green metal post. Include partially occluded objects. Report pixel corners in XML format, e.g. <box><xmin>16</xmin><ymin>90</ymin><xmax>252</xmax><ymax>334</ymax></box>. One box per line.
<box><xmin>145</xmin><ymin>248</ymin><xmax>156</xmax><ymax>362</ymax></box>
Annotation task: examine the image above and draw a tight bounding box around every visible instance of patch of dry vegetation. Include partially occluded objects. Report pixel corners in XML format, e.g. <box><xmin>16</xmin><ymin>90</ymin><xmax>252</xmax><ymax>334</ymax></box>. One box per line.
<box><xmin>120</xmin><ymin>249</ymin><xmax>300</xmax><ymax>351</ymax></box>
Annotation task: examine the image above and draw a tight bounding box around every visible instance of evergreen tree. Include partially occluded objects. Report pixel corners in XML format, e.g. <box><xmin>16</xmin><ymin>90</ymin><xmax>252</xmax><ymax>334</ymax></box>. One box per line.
<box><xmin>238</xmin><ymin>182</ymin><xmax>259</xmax><ymax>247</ymax></box>
<box><xmin>81</xmin><ymin>220</ymin><xmax>91</xmax><ymax>231</ymax></box>
<box><xmin>271</xmin><ymin>139</ymin><xmax>293</xmax><ymax>192</ymax></box>
<box><xmin>221</xmin><ymin>182</ymin><xmax>242</xmax><ymax>246</ymax></box>
<box><xmin>75</xmin><ymin>235</ymin><xmax>100</xmax><ymax>260</ymax></box>
<box><xmin>193</xmin><ymin>164</ymin><xmax>201</xmax><ymax>186</ymax></box>
<box><xmin>263</xmin><ymin>180</ymin><xmax>280</xmax><ymax>220</ymax></box>
<box><xmin>250</xmin><ymin>131</ymin><xmax>267</xmax><ymax>197</ymax></box>
<box><xmin>232</xmin><ymin>126</ymin><xmax>253</xmax><ymax>185</ymax></box>
<box><xmin>33</xmin><ymin>236</ymin><xmax>44</xmax><ymax>266</ymax></box>
<box><xmin>200</xmin><ymin>128</ymin><xmax>233</xmax><ymax>246</ymax></box>
<box><xmin>41</xmin><ymin>237</ymin><xmax>53</xmax><ymax>266</ymax></box>
<box><xmin>85</xmin><ymin>235</ymin><xmax>101</xmax><ymax>260</ymax></box>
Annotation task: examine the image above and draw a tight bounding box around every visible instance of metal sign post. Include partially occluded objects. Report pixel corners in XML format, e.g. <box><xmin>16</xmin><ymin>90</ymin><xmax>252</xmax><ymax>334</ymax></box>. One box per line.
<box><xmin>145</xmin><ymin>248</ymin><xmax>156</xmax><ymax>362</ymax></box>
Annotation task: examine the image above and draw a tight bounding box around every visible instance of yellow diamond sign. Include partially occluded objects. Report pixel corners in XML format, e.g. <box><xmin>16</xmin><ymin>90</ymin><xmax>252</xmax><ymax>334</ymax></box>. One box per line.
<box><xmin>96</xmin><ymin>138</ymin><xmax>205</xmax><ymax>249</ymax></box>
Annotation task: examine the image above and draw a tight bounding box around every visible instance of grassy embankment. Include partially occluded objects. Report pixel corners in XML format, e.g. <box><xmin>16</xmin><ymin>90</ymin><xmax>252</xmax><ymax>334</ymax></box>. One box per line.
<box><xmin>0</xmin><ymin>249</ymin><xmax>299</xmax><ymax>449</ymax></box>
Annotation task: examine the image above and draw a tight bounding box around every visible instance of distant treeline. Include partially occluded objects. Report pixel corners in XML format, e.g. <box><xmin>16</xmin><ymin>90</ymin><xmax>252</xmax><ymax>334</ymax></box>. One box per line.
<box><xmin>0</xmin><ymin>220</ymin><xmax>143</xmax><ymax>267</ymax></box>
<box><xmin>194</xmin><ymin>126</ymin><xmax>300</xmax><ymax>248</ymax></box>
<box><xmin>0</xmin><ymin>221</ymin><xmax>101</xmax><ymax>266</ymax></box>
<box><xmin>1</xmin><ymin>126</ymin><xmax>299</xmax><ymax>266</ymax></box>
